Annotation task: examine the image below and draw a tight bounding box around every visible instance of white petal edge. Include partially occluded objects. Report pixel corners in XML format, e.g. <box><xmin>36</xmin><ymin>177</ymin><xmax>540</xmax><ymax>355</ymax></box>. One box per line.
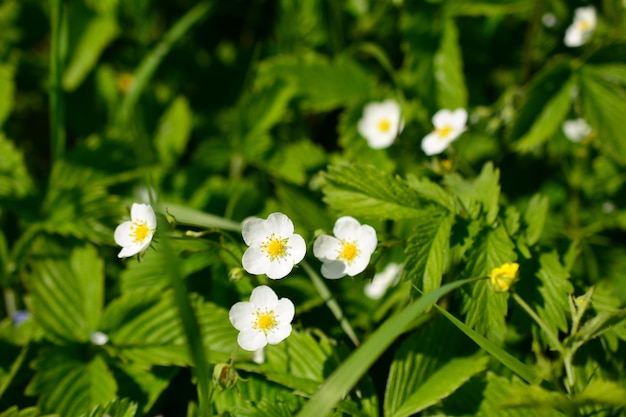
<box><xmin>421</xmin><ymin>132</ymin><xmax>452</xmax><ymax>156</ymax></box>
<box><xmin>265</xmin><ymin>259</ymin><xmax>295</xmax><ymax>280</ymax></box>
<box><xmin>333</xmin><ymin>216</ymin><xmax>362</xmax><ymax>240</ymax></box>
<box><xmin>238</xmin><ymin>330</ymin><xmax>268</xmax><ymax>351</ymax></box>
<box><xmin>242</xmin><ymin>247</ymin><xmax>269</xmax><ymax>275</ymax></box>
<box><xmin>249</xmin><ymin>285</ymin><xmax>278</xmax><ymax>309</ymax></box>
<box><xmin>114</xmin><ymin>221</ymin><xmax>134</xmax><ymax>247</ymax></box>
<box><xmin>266</xmin><ymin>324</ymin><xmax>292</xmax><ymax>345</ymax></box>
<box><xmin>242</xmin><ymin>217</ymin><xmax>267</xmax><ymax>246</ymax></box>
<box><xmin>229</xmin><ymin>302</ymin><xmax>255</xmax><ymax>331</ymax></box>
<box><xmin>287</xmin><ymin>233</ymin><xmax>306</xmax><ymax>264</ymax></box>
<box><xmin>321</xmin><ymin>260</ymin><xmax>348</xmax><ymax>279</ymax></box>
<box><xmin>266</xmin><ymin>212</ymin><xmax>294</xmax><ymax>237</ymax></box>
<box><xmin>313</xmin><ymin>235</ymin><xmax>341</xmax><ymax>262</ymax></box>
<box><xmin>131</xmin><ymin>203</ymin><xmax>156</xmax><ymax>229</ymax></box>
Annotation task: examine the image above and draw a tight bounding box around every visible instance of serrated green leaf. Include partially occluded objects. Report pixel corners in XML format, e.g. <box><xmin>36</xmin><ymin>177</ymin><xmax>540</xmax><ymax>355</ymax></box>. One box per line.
<box><xmin>258</xmin><ymin>55</ymin><xmax>375</xmax><ymax>111</ymax></box>
<box><xmin>523</xmin><ymin>194</ymin><xmax>549</xmax><ymax>246</ymax></box>
<box><xmin>80</xmin><ymin>398</ymin><xmax>137</xmax><ymax>417</ymax></box>
<box><xmin>385</xmin><ymin>319</ymin><xmax>488</xmax><ymax>417</ymax></box>
<box><xmin>26</xmin><ymin>349</ymin><xmax>117</xmax><ymax>417</ymax></box>
<box><xmin>580</xmin><ymin>65</ymin><xmax>626</xmax><ymax>165</ymax></box>
<box><xmin>405</xmin><ymin>174</ymin><xmax>455</xmax><ymax>211</ymax></box>
<box><xmin>568</xmin><ymin>308</ymin><xmax>626</xmax><ymax>349</ymax></box>
<box><xmin>498</xmin><ymin>382</ymin><xmax>573</xmax><ymax>415</ymax></box>
<box><xmin>573</xmin><ymin>379</ymin><xmax>626</xmax><ymax>408</ymax></box>
<box><xmin>322</xmin><ymin>164</ymin><xmax>439</xmax><ymax>220</ymax></box>
<box><xmin>473</xmin><ymin>162</ymin><xmax>501</xmax><ymax>225</ymax></box>
<box><xmin>154</xmin><ymin>96</ymin><xmax>192</xmax><ymax>167</ymax></box>
<box><xmin>0</xmin><ymin>64</ymin><xmax>15</xmax><ymax>127</ymax></box>
<box><xmin>403</xmin><ymin>213</ymin><xmax>453</xmax><ymax>293</ymax></box>
<box><xmin>534</xmin><ymin>251</ymin><xmax>573</xmax><ymax>336</ymax></box>
<box><xmin>0</xmin><ymin>134</ymin><xmax>34</xmax><ymax>200</ymax></box>
<box><xmin>460</xmin><ymin>225</ymin><xmax>516</xmax><ymax>342</ymax></box>
<box><xmin>434</xmin><ymin>18</ymin><xmax>467</xmax><ymax>109</ymax></box>
<box><xmin>28</xmin><ymin>241</ymin><xmax>103</xmax><ymax>343</ymax></box>
<box><xmin>63</xmin><ymin>13</ymin><xmax>119</xmax><ymax>90</ymax></box>
<box><xmin>0</xmin><ymin>407</ymin><xmax>46</xmax><ymax>417</ymax></box>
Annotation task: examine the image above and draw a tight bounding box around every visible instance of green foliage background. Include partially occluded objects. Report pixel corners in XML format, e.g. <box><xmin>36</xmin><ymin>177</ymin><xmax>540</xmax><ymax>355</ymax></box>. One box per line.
<box><xmin>1</xmin><ymin>0</ymin><xmax>626</xmax><ymax>416</ymax></box>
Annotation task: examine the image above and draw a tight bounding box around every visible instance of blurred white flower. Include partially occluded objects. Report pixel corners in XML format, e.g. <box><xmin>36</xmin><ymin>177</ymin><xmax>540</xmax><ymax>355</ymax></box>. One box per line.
<box><xmin>564</xmin><ymin>6</ymin><xmax>596</xmax><ymax>47</ymax></box>
<box><xmin>357</xmin><ymin>99</ymin><xmax>404</xmax><ymax>149</ymax></box>
<box><xmin>229</xmin><ymin>285</ymin><xmax>295</xmax><ymax>351</ymax></box>
<box><xmin>562</xmin><ymin>118</ymin><xmax>592</xmax><ymax>142</ymax></box>
<box><xmin>313</xmin><ymin>216</ymin><xmax>377</xmax><ymax>279</ymax></box>
<box><xmin>114</xmin><ymin>203</ymin><xmax>156</xmax><ymax>258</ymax></box>
<box><xmin>542</xmin><ymin>13</ymin><xmax>557</xmax><ymax>28</ymax></box>
<box><xmin>90</xmin><ymin>331</ymin><xmax>109</xmax><ymax>346</ymax></box>
<box><xmin>364</xmin><ymin>263</ymin><xmax>403</xmax><ymax>299</ymax></box>
<box><xmin>421</xmin><ymin>108</ymin><xmax>467</xmax><ymax>156</ymax></box>
<box><xmin>252</xmin><ymin>348</ymin><xmax>265</xmax><ymax>364</ymax></box>
<box><xmin>242</xmin><ymin>212</ymin><xmax>306</xmax><ymax>279</ymax></box>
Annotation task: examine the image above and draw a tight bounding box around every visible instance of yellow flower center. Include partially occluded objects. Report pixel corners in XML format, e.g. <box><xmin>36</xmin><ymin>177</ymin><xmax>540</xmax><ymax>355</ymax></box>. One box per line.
<box><xmin>262</xmin><ymin>234</ymin><xmax>288</xmax><ymax>261</ymax></box>
<box><xmin>437</xmin><ymin>125</ymin><xmax>453</xmax><ymax>139</ymax></box>
<box><xmin>489</xmin><ymin>262</ymin><xmax>520</xmax><ymax>293</ymax></box>
<box><xmin>338</xmin><ymin>241</ymin><xmax>359</xmax><ymax>264</ymax></box>
<box><xmin>378</xmin><ymin>118</ymin><xmax>391</xmax><ymax>133</ymax></box>
<box><xmin>130</xmin><ymin>221</ymin><xmax>151</xmax><ymax>243</ymax></box>
<box><xmin>576</xmin><ymin>19</ymin><xmax>592</xmax><ymax>32</ymax></box>
<box><xmin>254</xmin><ymin>309</ymin><xmax>277</xmax><ymax>333</ymax></box>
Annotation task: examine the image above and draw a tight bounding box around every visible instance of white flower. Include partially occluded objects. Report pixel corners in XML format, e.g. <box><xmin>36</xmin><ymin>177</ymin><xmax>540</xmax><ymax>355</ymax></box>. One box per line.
<box><xmin>357</xmin><ymin>99</ymin><xmax>404</xmax><ymax>149</ymax></box>
<box><xmin>421</xmin><ymin>108</ymin><xmax>467</xmax><ymax>156</ymax></box>
<box><xmin>229</xmin><ymin>285</ymin><xmax>295</xmax><ymax>351</ymax></box>
<box><xmin>114</xmin><ymin>203</ymin><xmax>156</xmax><ymax>258</ymax></box>
<box><xmin>364</xmin><ymin>263</ymin><xmax>403</xmax><ymax>300</ymax></box>
<box><xmin>242</xmin><ymin>212</ymin><xmax>306</xmax><ymax>279</ymax></box>
<box><xmin>564</xmin><ymin>6</ymin><xmax>596</xmax><ymax>47</ymax></box>
<box><xmin>563</xmin><ymin>118</ymin><xmax>592</xmax><ymax>142</ymax></box>
<box><xmin>542</xmin><ymin>13</ymin><xmax>557</xmax><ymax>28</ymax></box>
<box><xmin>313</xmin><ymin>216</ymin><xmax>377</xmax><ymax>279</ymax></box>
<box><xmin>90</xmin><ymin>331</ymin><xmax>109</xmax><ymax>346</ymax></box>
<box><xmin>252</xmin><ymin>348</ymin><xmax>265</xmax><ymax>364</ymax></box>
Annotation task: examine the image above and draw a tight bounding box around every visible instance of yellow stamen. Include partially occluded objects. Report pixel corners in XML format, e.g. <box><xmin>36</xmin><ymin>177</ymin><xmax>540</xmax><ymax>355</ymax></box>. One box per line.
<box><xmin>338</xmin><ymin>241</ymin><xmax>359</xmax><ymax>264</ymax></box>
<box><xmin>437</xmin><ymin>125</ymin><xmax>453</xmax><ymax>139</ymax></box>
<box><xmin>254</xmin><ymin>310</ymin><xmax>276</xmax><ymax>332</ymax></box>
<box><xmin>576</xmin><ymin>19</ymin><xmax>592</xmax><ymax>32</ymax></box>
<box><xmin>490</xmin><ymin>262</ymin><xmax>520</xmax><ymax>293</ymax></box>
<box><xmin>130</xmin><ymin>221</ymin><xmax>150</xmax><ymax>243</ymax></box>
<box><xmin>262</xmin><ymin>234</ymin><xmax>288</xmax><ymax>261</ymax></box>
<box><xmin>378</xmin><ymin>118</ymin><xmax>391</xmax><ymax>133</ymax></box>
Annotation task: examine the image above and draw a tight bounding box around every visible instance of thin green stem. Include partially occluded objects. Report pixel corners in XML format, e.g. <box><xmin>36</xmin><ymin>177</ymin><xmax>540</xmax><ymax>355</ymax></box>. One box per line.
<box><xmin>513</xmin><ymin>292</ymin><xmax>564</xmax><ymax>354</ymax></box>
<box><xmin>49</xmin><ymin>0</ymin><xmax>66</xmax><ymax>161</ymax></box>
<box><xmin>301</xmin><ymin>261</ymin><xmax>360</xmax><ymax>347</ymax></box>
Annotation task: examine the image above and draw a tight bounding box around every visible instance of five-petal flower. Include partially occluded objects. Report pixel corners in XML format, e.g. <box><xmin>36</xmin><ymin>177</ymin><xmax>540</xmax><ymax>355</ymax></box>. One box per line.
<box><xmin>229</xmin><ymin>285</ymin><xmax>295</xmax><ymax>351</ymax></box>
<box><xmin>421</xmin><ymin>108</ymin><xmax>467</xmax><ymax>156</ymax></box>
<box><xmin>242</xmin><ymin>212</ymin><xmax>306</xmax><ymax>279</ymax></box>
<box><xmin>564</xmin><ymin>6</ymin><xmax>596</xmax><ymax>47</ymax></box>
<box><xmin>114</xmin><ymin>203</ymin><xmax>157</xmax><ymax>258</ymax></box>
<box><xmin>490</xmin><ymin>262</ymin><xmax>520</xmax><ymax>293</ymax></box>
<box><xmin>563</xmin><ymin>118</ymin><xmax>592</xmax><ymax>142</ymax></box>
<box><xmin>357</xmin><ymin>99</ymin><xmax>405</xmax><ymax>149</ymax></box>
<box><xmin>313</xmin><ymin>216</ymin><xmax>377</xmax><ymax>279</ymax></box>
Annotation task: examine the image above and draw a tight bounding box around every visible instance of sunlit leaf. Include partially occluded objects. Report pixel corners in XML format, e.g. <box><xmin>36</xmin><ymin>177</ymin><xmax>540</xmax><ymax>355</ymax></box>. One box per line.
<box><xmin>154</xmin><ymin>96</ymin><xmax>193</xmax><ymax>167</ymax></box>
<box><xmin>534</xmin><ymin>251</ymin><xmax>573</xmax><ymax>337</ymax></box>
<box><xmin>0</xmin><ymin>134</ymin><xmax>34</xmax><ymax>200</ymax></box>
<box><xmin>80</xmin><ymin>398</ymin><xmax>137</xmax><ymax>417</ymax></box>
<box><xmin>0</xmin><ymin>64</ymin><xmax>15</xmax><ymax>127</ymax></box>
<box><xmin>434</xmin><ymin>18</ymin><xmax>467</xmax><ymax>110</ymax></box>
<box><xmin>523</xmin><ymin>194</ymin><xmax>549</xmax><ymax>246</ymax></box>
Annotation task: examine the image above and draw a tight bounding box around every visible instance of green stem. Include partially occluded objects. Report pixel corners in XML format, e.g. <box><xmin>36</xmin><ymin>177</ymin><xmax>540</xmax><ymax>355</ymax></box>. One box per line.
<box><xmin>49</xmin><ymin>0</ymin><xmax>66</xmax><ymax>161</ymax></box>
<box><xmin>513</xmin><ymin>292</ymin><xmax>564</xmax><ymax>353</ymax></box>
<box><xmin>301</xmin><ymin>261</ymin><xmax>360</xmax><ymax>347</ymax></box>
<box><xmin>118</xmin><ymin>2</ymin><xmax>213</xmax><ymax>123</ymax></box>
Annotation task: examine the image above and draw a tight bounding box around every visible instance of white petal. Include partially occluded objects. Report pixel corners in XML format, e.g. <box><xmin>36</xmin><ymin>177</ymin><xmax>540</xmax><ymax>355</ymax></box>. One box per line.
<box><xmin>266</xmin><ymin>212</ymin><xmax>294</xmax><ymax>237</ymax></box>
<box><xmin>450</xmin><ymin>109</ymin><xmax>468</xmax><ymax>130</ymax></box>
<box><xmin>266</xmin><ymin>324</ymin><xmax>292</xmax><ymax>345</ymax></box>
<box><xmin>563</xmin><ymin>119</ymin><xmax>591</xmax><ymax>142</ymax></box>
<box><xmin>367</xmin><ymin>131</ymin><xmax>396</xmax><ymax>149</ymax></box>
<box><xmin>242</xmin><ymin>247</ymin><xmax>269</xmax><ymax>275</ymax></box>
<box><xmin>265</xmin><ymin>259</ymin><xmax>295</xmax><ymax>279</ymax></box>
<box><xmin>229</xmin><ymin>301</ymin><xmax>255</xmax><ymax>331</ymax></box>
<box><xmin>287</xmin><ymin>233</ymin><xmax>306</xmax><ymax>264</ymax></box>
<box><xmin>238</xmin><ymin>329</ymin><xmax>268</xmax><ymax>351</ymax></box>
<box><xmin>249</xmin><ymin>285</ymin><xmax>278</xmax><ymax>309</ymax></box>
<box><xmin>321</xmin><ymin>260</ymin><xmax>348</xmax><ymax>279</ymax></box>
<box><xmin>117</xmin><ymin>244</ymin><xmax>143</xmax><ymax>258</ymax></box>
<box><xmin>242</xmin><ymin>217</ymin><xmax>267</xmax><ymax>246</ymax></box>
<box><xmin>357</xmin><ymin>224</ymin><xmax>378</xmax><ymax>254</ymax></box>
<box><xmin>564</xmin><ymin>25</ymin><xmax>584</xmax><ymax>47</ymax></box>
<box><xmin>344</xmin><ymin>252</ymin><xmax>371</xmax><ymax>276</ymax></box>
<box><xmin>313</xmin><ymin>235</ymin><xmax>341</xmax><ymax>262</ymax></box>
<box><xmin>274</xmin><ymin>297</ymin><xmax>295</xmax><ymax>324</ymax></box>
<box><xmin>432</xmin><ymin>109</ymin><xmax>453</xmax><ymax>128</ymax></box>
<box><xmin>421</xmin><ymin>132</ymin><xmax>452</xmax><ymax>156</ymax></box>
<box><xmin>114</xmin><ymin>221</ymin><xmax>134</xmax><ymax>247</ymax></box>
<box><xmin>333</xmin><ymin>216</ymin><xmax>361</xmax><ymax>240</ymax></box>
<box><xmin>131</xmin><ymin>203</ymin><xmax>156</xmax><ymax>229</ymax></box>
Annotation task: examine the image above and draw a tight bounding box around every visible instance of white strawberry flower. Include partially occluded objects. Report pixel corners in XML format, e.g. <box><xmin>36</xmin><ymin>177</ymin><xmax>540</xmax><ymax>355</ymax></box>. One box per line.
<box><xmin>364</xmin><ymin>262</ymin><xmax>403</xmax><ymax>300</ymax></box>
<box><xmin>562</xmin><ymin>118</ymin><xmax>592</xmax><ymax>142</ymax></box>
<box><xmin>564</xmin><ymin>6</ymin><xmax>596</xmax><ymax>47</ymax></box>
<box><xmin>313</xmin><ymin>216</ymin><xmax>377</xmax><ymax>279</ymax></box>
<box><xmin>114</xmin><ymin>203</ymin><xmax>156</xmax><ymax>258</ymax></box>
<box><xmin>421</xmin><ymin>108</ymin><xmax>467</xmax><ymax>156</ymax></box>
<box><xmin>229</xmin><ymin>285</ymin><xmax>295</xmax><ymax>351</ymax></box>
<box><xmin>357</xmin><ymin>99</ymin><xmax>405</xmax><ymax>149</ymax></box>
<box><xmin>242</xmin><ymin>212</ymin><xmax>306</xmax><ymax>279</ymax></box>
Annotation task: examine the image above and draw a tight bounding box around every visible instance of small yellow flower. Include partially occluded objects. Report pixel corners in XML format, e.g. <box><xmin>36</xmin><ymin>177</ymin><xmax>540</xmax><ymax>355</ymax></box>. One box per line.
<box><xmin>490</xmin><ymin>262</ymin><xmax>520</xmax><ymax>293</ymax></box>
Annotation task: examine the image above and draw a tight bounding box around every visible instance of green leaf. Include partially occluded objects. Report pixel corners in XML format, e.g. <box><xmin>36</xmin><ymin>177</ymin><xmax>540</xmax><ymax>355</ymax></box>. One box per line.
<box><xmin>295</xmin><ymin>277</ymin><xmax>477</xmax><ymax>417</ymax></box>
<box><xmin>80</xmin><ymin>398</ymin><xmax>137</xmax><ymax>417</ymax></box>
<box><xmin>28</xmin><ymin>241</ymin><xmax>104</xmax><ymax>343</ymax></box>
<box><xmin>385</xmin><ymin>319</ymin><xmax>488</xmax><ymax>417</ymax></box>
<box><xmin>0</xmin><ymin>134</ymin><xmax>34</xmax><ymax>200</ymax></box>
<box><xmin>567</xmin><ymin>308</ymin><xmax>626</xmax><ymax>349</ymax></box>
<box><xmin>0</xmin><ymin>64</ymin><xmax>15</xmax><ymax>127</ymax></box>
<box><xmin>26</xmin><ymin>349</ymin><xmax>117</xmax><ymax>417</ymax></box>
<box><xmin>63</xmin><ymin>13</ymin><xmax>119</xmax><ymax>91</ymax></box>
<box><xmin>508</xmin><ymin>60</ymin><xmax>571</xmax><ymax>148</ymax></box>
<box><xmin>405</xmin><ymin>174</ymin><xmax>455</xmax><ymax>211</ymax></box>
<box><xmin>154</xmin><ymin>96</ymin><xmax>193</xmax><ymax>167</ymax></box>
<box><xmin>434</xmin><ymin>18</ymin><xmax>467</xmax><ymax>109</ymax></box>
<box><xmin>443</xmin><ymin>162</ymin><xmax>500</xmax><ymax>224</ymax></box>
<box><xmin>460</xmin><ymin>225</ymin><xmax>516</xmax><ymax>342</ymax></box>
<box><xmin>523</xmin><ymin>194</ymin><xmax>549</xmax><ymax>246</ymax></box>
<box><xmin>580</xmin><ymin>65</ymin><xmax>626</xmax><ymax>165</ymax></box>
<box><xmin>239</xmin><ymin>79</ymin><xmax>296</xmax><ymax>140</ymax></box>
<box><xmin>447</xmin><ymin>0</ymin><xmax>531</xmax><ymax>15</ymax></box>
<box><xmin>108</xmin><ymin>364</ymin><xmax>173</xmax><ymax>415</ymax></box>
<box><xmin>403</xmin><ymin>213</ymin><xmax>453</xmax><ymax>293</ymax></box>
<box><xmin>0</xmin><ymin>407</ymin><xmax>46</xmax><ymax>417</ymax></box>
<box><xmin>572</xmin><ymin>379</ymin><xmax>626</xmax><ymax>408</ymax></box>
<box><xmin>322</xmin><ymin>164</ymin><xmax>439</xmax><ymax>220</ymax></box>
<box><xmin>265</xmin><ymin>140</ymin><xmax>326</xmax><ymax>186</ymax></box>
<box><xmin>258</xmin><ymin>54</ymin><xmax>376</xmax><ymax>111</ymax></box>
<box><xmin>534</xmin><ymin>251</ymin><xmax>573</xmax><ymax>337</ymax></box>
